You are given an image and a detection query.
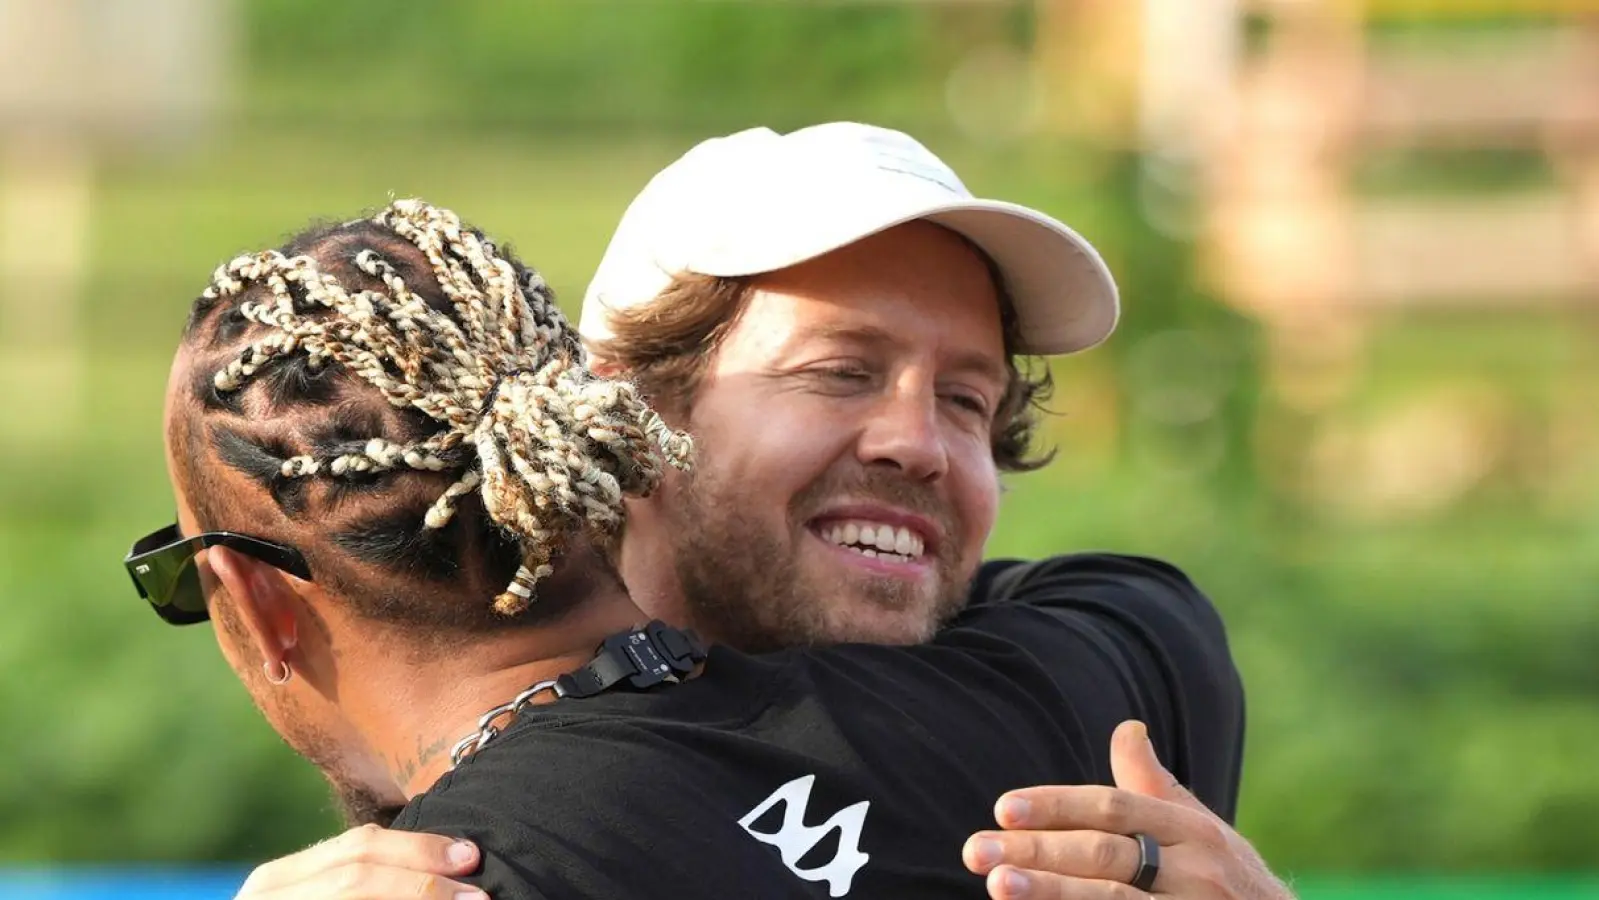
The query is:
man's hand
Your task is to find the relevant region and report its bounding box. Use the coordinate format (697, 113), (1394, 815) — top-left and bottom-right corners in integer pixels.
(234, 824), (487, 899)
(963, 721), (1294, 899)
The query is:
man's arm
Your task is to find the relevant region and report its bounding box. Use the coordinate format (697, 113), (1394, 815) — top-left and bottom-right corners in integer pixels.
(956, 554), (1290, 899)
(224, 554), (1253, 900)
(967, 721), (1295, 900)
(961, 553), (1246, 822)
(230, 825), (485, 900)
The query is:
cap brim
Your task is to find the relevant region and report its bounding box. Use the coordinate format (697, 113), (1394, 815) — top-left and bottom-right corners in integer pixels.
(692, 197), (1119, 356)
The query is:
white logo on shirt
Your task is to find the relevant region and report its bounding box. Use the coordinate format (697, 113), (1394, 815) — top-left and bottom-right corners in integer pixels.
(737, 774), (871, 897)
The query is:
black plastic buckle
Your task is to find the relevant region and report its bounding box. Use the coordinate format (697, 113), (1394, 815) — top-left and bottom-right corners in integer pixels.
(554, 620), (707, 700)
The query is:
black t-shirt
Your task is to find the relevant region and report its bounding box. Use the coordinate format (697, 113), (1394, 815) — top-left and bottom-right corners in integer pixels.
(391, 553), (1245, 899)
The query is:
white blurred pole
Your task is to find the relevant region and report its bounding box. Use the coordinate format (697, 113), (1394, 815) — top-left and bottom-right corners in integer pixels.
(0, 0), (92, 446)
(1139, 0), (1240, 159)
(0, 0), (231, 448)
(0, 135), (92, 445)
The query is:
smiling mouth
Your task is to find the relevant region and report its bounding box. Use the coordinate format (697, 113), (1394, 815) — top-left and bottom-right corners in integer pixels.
(813, 519), (927, 564)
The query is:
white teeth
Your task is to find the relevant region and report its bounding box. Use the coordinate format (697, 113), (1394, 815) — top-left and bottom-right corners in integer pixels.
(852, 545), (911, 563)
(819, 519), (926, 560)
(894, 527), (915, 556)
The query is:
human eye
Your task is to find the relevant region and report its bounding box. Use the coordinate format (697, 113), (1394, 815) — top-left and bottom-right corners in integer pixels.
(793, 360), (881, 398)
(815, 364), (872, 383)
(943, 391), (989, 416)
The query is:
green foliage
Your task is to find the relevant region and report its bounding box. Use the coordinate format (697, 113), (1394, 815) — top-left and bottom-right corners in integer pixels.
(244, 0), (953, 135)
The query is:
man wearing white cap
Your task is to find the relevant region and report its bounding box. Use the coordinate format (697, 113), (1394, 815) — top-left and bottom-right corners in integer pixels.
(582, 121), (1119, 355)
(579, 121), (1122, 655)
(235, 124), (1291, 900)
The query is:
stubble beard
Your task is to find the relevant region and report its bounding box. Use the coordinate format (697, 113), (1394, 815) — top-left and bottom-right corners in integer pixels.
(331, 778), (406, 828)
(294, 723), (407, 828)
(667, 458), (971, 654)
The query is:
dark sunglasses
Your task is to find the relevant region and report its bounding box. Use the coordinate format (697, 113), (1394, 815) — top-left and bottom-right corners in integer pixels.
(123, 524), (312, 625)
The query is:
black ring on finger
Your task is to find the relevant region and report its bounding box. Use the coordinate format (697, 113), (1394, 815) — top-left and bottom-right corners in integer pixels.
(1129, 832), (1160, 892)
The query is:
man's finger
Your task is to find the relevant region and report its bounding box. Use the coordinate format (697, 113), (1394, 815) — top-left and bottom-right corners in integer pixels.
(963, 829), (1140, 883)
(985, 865), (1149, 900)
(248, 863), (487, 900)
(993, 784), (1207, 846)
(1109, 720), (1209, 814)
(238, 825), (479, 893)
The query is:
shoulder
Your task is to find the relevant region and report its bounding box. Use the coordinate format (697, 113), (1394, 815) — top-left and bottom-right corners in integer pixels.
(391, 774), (553, 900)
(389, 716), (827, 898)
(971, 552), (1212, 605)
(392, 741), (663, 900)
(958, 552), (1247, 820)
(964, 552), (1230, 650)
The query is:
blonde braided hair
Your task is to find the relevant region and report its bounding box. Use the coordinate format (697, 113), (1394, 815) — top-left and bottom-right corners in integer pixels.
(198, 199), (692, 615)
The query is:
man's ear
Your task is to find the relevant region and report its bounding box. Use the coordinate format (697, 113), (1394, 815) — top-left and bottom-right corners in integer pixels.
(207, 545), (299, 670)
(586, 352), (624, 378)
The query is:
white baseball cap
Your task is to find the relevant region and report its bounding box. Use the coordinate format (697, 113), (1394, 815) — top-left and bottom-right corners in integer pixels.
(580, 122), (1119, 355)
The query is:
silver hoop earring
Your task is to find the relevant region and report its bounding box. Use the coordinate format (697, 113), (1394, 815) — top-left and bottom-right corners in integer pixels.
(263, 659), (292, 685)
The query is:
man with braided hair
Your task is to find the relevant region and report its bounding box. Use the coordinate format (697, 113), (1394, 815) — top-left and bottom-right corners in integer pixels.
(134, 194), (1289, 899)
(150, 198), (698, 810)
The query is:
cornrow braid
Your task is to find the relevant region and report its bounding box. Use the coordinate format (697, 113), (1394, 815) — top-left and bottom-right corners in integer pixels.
(194, 199), (692, 616)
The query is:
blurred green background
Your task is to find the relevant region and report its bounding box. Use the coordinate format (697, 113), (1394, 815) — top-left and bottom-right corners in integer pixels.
(1, 1), (1595, 898)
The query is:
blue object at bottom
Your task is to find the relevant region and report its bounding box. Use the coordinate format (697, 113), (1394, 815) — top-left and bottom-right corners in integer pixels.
(0, 867), (250, 899)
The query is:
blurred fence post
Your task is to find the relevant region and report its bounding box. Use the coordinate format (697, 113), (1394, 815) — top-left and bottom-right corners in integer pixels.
(0, 0), (92, 446)
(0, 0), (232, 448)
(1032, 0), (1142, 146)
(0, 136), (92, 447)
(1181, 0), (1599, 511)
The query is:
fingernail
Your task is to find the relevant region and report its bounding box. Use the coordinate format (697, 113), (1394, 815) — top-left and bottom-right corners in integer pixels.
(996, 796), (1030, 826)
(971, 837), (1002, 869)
(1000, 867), (1031, 896)
(455, 892), (486, 900)
(448, 841), (478, 866)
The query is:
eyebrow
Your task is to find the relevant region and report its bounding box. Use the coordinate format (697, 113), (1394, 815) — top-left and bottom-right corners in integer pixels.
(797, 322), (1009, 387)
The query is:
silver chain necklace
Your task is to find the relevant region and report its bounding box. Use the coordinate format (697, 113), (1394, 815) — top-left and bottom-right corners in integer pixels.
(448, 678), (561, 767)
(443, 622), (709, 769)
